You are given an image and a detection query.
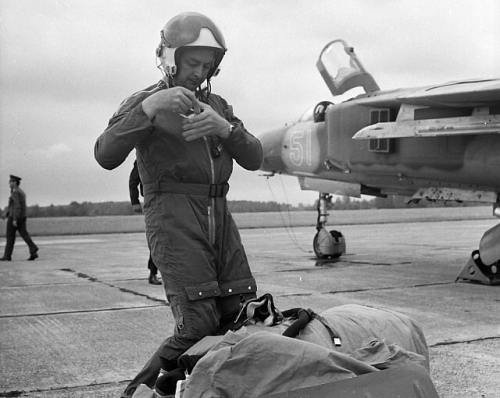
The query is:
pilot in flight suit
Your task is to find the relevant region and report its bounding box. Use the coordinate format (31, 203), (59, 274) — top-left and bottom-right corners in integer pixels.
(94, 12), (262, 397)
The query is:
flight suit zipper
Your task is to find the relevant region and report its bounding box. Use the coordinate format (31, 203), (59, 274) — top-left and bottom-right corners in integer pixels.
(204, 137), (216, 246)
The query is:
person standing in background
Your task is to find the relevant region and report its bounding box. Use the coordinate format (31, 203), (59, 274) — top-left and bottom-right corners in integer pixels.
(1, 175), (39, 261)
(129, 160), (161, 285)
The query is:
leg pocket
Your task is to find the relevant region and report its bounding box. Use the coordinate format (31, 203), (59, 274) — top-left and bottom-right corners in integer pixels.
(182, 281), (221, 340)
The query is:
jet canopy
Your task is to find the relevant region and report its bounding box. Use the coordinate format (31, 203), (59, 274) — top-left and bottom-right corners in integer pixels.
(317, 39), (380, 96)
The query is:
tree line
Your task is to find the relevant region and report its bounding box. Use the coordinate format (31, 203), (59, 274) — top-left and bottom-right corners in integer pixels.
(24, 200), (299, 218)
(12, 196), (483, 218)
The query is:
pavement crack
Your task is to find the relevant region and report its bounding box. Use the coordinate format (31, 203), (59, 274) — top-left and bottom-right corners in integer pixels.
(323, 281), (453, 294)
(0, 380), (128, 397)
(0, 305), (165, 319)
(430, 335), (500, 347)
(277, 282), (453, 298)
(60, 268), (168, 305)
(0, 391), (23, 397)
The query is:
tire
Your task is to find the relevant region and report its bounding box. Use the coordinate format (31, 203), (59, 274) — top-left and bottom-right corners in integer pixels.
(313, 231), (328, 259)
(313, 230), (343, 259)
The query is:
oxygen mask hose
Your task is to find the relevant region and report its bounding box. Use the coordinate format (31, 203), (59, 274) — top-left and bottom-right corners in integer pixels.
(281, 308), (313, 338)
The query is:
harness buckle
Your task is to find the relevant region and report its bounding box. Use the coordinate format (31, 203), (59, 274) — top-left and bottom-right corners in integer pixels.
(209, 184), (228, 197)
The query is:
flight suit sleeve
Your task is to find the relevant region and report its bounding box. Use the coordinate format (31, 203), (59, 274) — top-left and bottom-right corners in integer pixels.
(95, 104), (155, 170)
(219, 98), (263, 171)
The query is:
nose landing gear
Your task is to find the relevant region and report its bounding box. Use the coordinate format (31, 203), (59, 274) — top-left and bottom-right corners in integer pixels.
(313, 193), (346, 259)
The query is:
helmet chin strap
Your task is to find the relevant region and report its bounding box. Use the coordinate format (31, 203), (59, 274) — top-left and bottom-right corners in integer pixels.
(156, 55), (175, 89)
(195, 81), (211, 103)
(155, 53), (211, 101)
(156, 54), (166, 76)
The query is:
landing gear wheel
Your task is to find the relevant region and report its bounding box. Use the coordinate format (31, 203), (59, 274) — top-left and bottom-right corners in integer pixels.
(313, 232), (326, 259)
(313, 230), (343, 259)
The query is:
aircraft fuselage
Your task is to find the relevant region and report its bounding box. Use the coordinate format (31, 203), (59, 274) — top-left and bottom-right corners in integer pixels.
(260, 86), (500, 199)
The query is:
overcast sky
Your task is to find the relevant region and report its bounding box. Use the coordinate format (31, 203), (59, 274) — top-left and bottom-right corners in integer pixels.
(1, 0), (499, 208)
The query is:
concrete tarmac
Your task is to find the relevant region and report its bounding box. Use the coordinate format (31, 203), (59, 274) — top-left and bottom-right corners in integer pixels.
(1, 211), (500, 397)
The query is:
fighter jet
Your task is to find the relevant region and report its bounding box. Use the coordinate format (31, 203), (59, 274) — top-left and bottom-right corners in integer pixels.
(258, 39), (500, 284)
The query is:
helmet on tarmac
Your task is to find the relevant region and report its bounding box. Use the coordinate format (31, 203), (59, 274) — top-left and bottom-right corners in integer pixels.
(156, 12), (227, 80)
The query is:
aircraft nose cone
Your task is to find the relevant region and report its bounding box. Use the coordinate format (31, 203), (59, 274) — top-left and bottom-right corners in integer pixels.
(258, 128), (287, 173)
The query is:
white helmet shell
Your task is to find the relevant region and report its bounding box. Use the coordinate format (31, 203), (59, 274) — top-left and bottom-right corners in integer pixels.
(157, 12), (227, 79)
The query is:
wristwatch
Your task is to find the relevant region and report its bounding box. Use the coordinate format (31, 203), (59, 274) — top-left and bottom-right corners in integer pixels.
(228, 122), (237, 137)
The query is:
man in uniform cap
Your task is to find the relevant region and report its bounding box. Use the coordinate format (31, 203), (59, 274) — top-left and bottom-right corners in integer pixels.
(1, 175), (39, 261)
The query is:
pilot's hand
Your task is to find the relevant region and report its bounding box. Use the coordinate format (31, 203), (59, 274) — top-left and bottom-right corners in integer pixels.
(142, 87), (199, 119)
(13, 220), (17, 227)
(132, 204), (143, 213)
(181, 102), (231, 142)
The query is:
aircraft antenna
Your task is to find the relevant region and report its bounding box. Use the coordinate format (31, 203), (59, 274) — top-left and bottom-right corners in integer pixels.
(266, 176), (311, 254)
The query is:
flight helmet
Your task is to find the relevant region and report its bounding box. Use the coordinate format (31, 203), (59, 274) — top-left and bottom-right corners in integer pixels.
(156, 12), (227, 80)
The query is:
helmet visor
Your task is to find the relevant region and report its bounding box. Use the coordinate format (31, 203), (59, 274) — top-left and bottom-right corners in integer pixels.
(163, 14), (226, 50)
